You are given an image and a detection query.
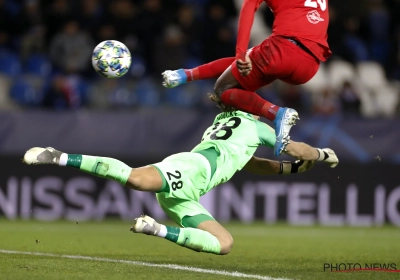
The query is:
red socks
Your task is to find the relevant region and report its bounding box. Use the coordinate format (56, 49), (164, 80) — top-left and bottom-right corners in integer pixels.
(181, 58), (280, 122)
(220, 88), (280, 121)
(184, 57), (235, 82)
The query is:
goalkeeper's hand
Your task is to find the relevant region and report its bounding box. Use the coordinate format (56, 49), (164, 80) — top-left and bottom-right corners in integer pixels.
(280, 160), (316, 175)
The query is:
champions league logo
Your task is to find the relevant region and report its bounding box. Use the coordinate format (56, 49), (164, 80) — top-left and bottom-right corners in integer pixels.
(307, 10), (324, 24)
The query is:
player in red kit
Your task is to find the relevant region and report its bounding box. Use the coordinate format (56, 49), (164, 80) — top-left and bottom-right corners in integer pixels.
(162, 0), (331, 156)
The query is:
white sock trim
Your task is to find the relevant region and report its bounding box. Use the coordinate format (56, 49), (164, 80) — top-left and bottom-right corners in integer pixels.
(59, 153), (68, 166)
(157, 224), (167, 238)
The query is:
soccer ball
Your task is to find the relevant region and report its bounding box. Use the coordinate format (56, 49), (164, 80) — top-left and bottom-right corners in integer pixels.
(92, 40), (131, 78)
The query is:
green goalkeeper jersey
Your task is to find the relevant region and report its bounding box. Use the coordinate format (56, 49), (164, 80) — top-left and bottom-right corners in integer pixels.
(191, 110), (276, 194)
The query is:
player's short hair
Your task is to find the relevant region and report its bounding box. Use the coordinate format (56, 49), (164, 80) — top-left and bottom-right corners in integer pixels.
(208, 93), (237, 112)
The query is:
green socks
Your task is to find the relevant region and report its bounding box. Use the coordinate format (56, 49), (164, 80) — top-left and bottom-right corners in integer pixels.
(164, 226), (221, 255)
(64, 154), (132, 185)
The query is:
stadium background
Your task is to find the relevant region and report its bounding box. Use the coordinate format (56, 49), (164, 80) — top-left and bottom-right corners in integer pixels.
(0, 0), (399, 226)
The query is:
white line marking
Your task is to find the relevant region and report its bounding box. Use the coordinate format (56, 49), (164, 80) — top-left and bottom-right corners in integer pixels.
(0, 249), (291, 280)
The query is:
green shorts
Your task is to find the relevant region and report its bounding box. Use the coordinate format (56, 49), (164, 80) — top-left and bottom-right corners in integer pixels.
(152, 152), (215, 228)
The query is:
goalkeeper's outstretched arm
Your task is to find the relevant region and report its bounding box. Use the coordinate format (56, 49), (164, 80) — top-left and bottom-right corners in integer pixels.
(284, 140), (338, 168)
(243, 139), (339, 175)
(243, 157), (315, 175)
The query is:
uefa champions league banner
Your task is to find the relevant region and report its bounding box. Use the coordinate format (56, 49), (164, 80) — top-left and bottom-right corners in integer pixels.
(0, 157), (399, 226)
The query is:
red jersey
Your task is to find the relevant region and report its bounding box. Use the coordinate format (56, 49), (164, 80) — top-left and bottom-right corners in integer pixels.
(236, 0), (331, 62)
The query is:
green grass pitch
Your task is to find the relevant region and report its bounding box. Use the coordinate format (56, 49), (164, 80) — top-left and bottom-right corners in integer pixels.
(0, 219), (399, 280)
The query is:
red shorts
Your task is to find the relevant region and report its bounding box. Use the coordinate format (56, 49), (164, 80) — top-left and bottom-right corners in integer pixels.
(231, 35), (320, 92)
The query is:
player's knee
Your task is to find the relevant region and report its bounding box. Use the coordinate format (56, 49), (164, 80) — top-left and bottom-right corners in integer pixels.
(126, 169), (145, 191)
(126, 177), (142, 191)
(219, 235), (234, 255)
(213, 83), (223, 97)
(214, 80), (231, 98)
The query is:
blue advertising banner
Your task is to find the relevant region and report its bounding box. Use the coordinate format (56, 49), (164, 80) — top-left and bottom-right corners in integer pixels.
(0, 156), (398, 226)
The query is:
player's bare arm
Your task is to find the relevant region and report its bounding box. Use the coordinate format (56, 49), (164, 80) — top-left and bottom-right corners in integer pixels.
(243, 157), (281, 175)
(236, 0), (262, 61)
(243, 156), (315, 175)
(284, 141), (338, 168)
(255, 121), (338, 168)
(235, 0), (261, 76)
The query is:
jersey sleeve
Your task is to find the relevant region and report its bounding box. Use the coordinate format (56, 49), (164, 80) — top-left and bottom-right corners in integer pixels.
(255, 121), (276, 148)
(236, 0), (263, 60)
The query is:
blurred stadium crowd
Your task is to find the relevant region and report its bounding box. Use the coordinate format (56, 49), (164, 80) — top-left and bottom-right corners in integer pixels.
(0, 0), (399, 117)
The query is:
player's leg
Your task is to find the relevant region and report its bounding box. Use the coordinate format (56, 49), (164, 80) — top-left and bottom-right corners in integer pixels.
(131, 214), (233, 255)
(215, 65), (281, 121)
(213, 62), (299, 156)
(131, 152), (232, 255)
(23, 147), (165, 192)
(197, 220), (233, 254)
(132, 192), (233, 255)
(162, 57), (235, 88)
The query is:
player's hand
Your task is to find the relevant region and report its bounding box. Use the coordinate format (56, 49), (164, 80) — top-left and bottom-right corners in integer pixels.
(295, 160), (316, 173)
(236, 55), (252, 76)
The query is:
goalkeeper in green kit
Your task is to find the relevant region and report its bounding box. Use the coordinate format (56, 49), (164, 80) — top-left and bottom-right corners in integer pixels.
(23, 95), (338, 255)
